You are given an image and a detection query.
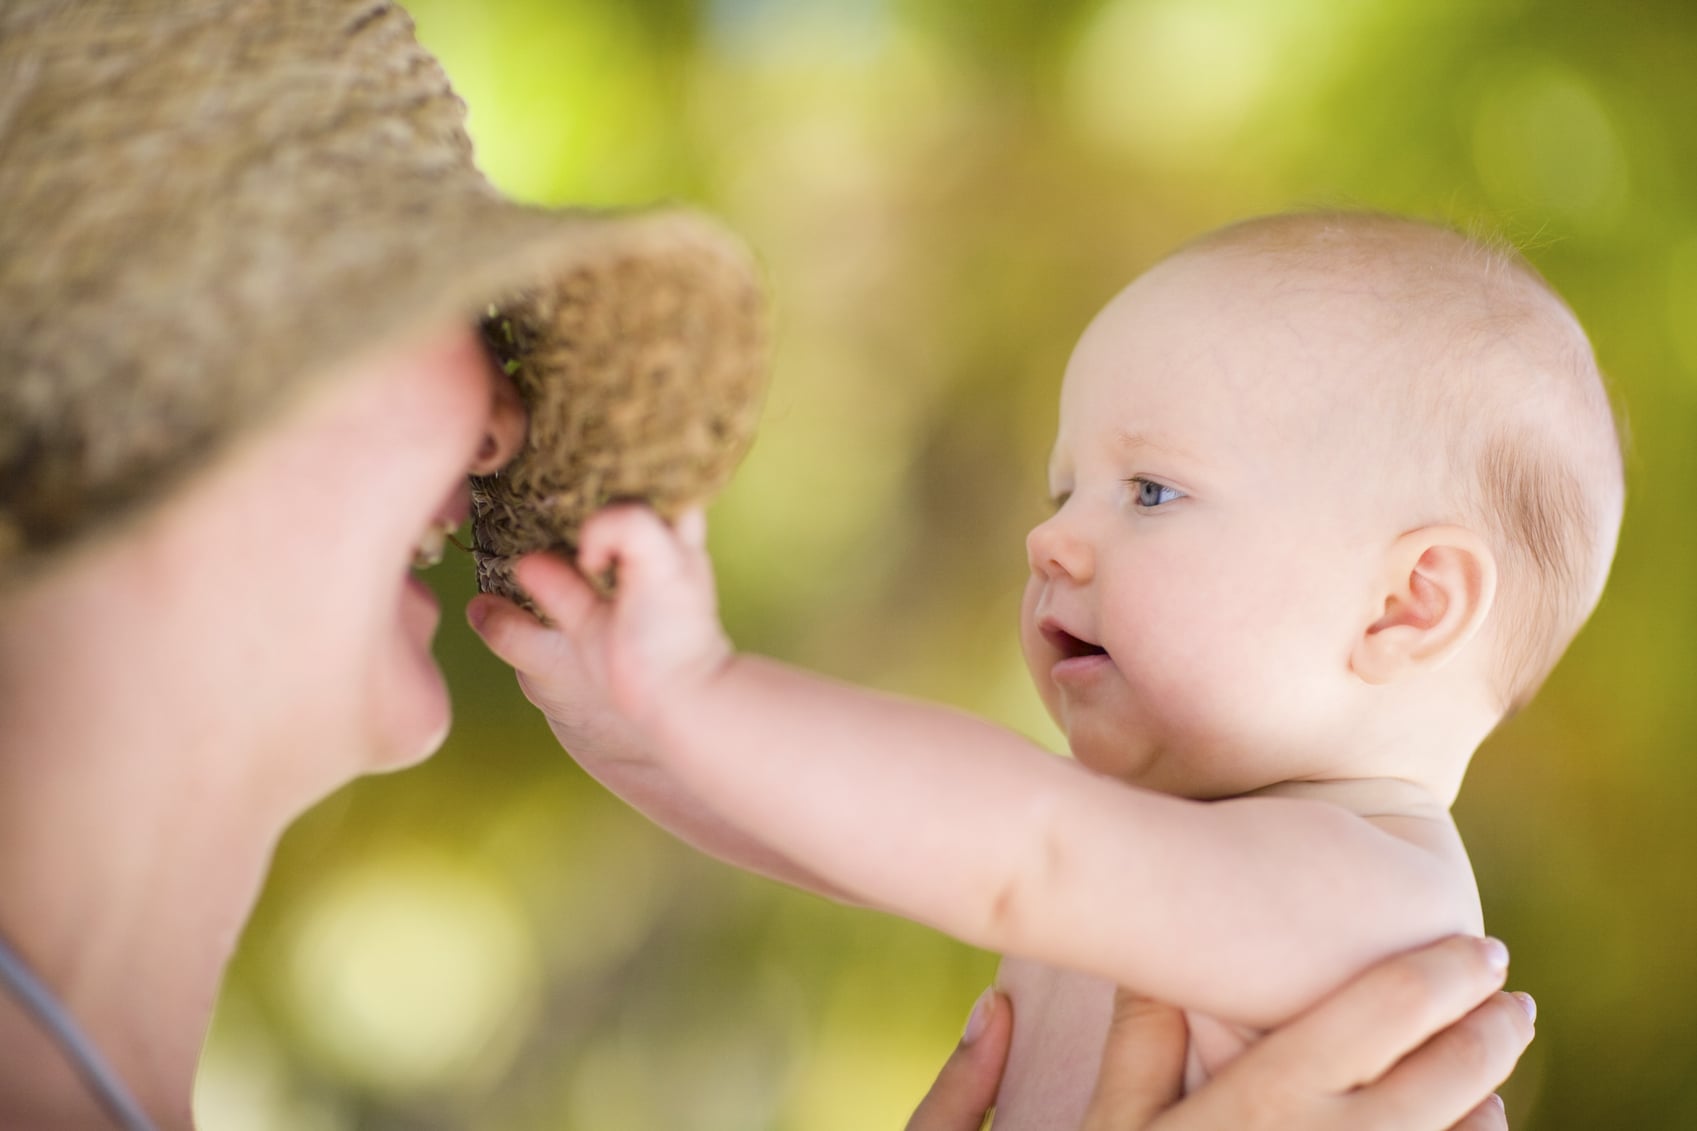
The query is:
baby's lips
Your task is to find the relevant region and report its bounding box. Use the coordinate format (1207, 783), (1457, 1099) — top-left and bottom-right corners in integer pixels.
(1038, 616), (1106, 659)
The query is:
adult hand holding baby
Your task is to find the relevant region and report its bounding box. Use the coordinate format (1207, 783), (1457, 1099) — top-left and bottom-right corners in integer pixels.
(910, 936), (1532, 1131)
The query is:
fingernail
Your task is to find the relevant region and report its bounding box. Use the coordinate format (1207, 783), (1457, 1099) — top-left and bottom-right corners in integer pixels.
(1482, 936), (1510, 971)
(466, 600), (489, 632)
(1513, 991), (1537, 1023)
(1490, 1093), (1505, 1112)
(962, 988), (994, 1046)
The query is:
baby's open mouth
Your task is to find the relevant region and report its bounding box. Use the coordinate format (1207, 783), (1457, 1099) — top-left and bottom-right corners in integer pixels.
(1043, 624), (1108, 661)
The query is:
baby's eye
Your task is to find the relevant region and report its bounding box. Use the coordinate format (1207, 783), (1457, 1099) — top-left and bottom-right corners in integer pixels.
(1128, 477), (1184, 508)
(1048, 489), (1072, 512)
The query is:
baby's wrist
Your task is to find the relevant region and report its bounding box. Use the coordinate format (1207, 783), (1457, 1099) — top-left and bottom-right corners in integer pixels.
(539, 705), (646, 768)
(634, 640), (736, 743)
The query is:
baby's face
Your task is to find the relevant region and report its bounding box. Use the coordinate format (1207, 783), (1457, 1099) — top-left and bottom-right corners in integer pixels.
(1019, 251), (1404, 798)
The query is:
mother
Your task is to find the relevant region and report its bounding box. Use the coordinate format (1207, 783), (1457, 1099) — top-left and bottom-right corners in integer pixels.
(0, 2), (1531, 1128)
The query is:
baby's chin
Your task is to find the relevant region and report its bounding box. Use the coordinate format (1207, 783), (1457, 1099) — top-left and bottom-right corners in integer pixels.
(1065, 722), (1160, 783)
(1066, 728), (1249, 799)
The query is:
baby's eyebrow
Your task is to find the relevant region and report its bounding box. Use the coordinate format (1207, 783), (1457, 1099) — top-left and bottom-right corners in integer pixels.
(1112, 428), (1197, 464)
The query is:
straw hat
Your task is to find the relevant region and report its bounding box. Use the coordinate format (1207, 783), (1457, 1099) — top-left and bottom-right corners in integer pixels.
(0, 0), (768, 599)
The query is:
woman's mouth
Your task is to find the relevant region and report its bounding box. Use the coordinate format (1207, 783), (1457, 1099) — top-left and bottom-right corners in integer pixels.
(411, 517), (459, 570)
(410, 483), (474, 572)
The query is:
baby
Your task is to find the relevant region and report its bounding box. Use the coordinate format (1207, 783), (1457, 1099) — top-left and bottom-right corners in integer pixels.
(473, 211), (1623, 1127)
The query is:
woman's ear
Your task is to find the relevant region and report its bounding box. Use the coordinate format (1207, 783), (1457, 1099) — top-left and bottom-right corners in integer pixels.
(1351, 525), (1498, 685)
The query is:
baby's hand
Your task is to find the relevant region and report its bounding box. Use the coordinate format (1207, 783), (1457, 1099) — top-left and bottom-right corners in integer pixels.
(469, 504), (731, 758)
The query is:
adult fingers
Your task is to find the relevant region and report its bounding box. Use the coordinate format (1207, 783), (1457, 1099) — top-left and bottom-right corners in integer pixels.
(1248, 936), (1510, 1097)
(1080, 990), (1187, 1131)
(905, 990), (1014, 1131)
(1448, 1094), (1507, 1131)
(1346, 990), (1533, 1131)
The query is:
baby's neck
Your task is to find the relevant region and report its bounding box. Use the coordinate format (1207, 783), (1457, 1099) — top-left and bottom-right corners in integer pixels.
(1239, 776), (1454, 822)
(1250, 688), (1501, 811)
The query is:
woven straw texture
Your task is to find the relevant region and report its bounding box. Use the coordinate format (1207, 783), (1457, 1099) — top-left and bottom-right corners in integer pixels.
(0, 0), (768, 594)
(472, 228), (766, 607)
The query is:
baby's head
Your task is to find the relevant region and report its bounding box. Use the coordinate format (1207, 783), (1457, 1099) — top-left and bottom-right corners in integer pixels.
(1019, 211), (1623, 800)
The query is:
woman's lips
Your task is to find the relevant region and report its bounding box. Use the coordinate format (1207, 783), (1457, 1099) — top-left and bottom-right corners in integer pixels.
(411, 482), (474, 571)
(402, 570), (442, 645)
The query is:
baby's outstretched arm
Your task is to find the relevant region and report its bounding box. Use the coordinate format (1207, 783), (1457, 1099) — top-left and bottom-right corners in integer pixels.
(472, 505), (1477, 1030)
(471, 507), (855, 900)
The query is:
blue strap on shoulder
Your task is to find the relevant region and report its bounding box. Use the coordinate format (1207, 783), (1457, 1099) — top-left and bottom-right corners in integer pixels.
(0, 926), (160, 1131)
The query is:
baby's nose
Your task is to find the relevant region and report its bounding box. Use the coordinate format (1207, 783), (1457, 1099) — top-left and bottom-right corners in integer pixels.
(1026, 510), (1093, 582)
(468, 367), (528, 476)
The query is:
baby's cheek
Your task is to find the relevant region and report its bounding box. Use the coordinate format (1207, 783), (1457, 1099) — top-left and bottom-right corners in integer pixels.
(1017, 631), (1063, 723)
(1016, 578), (1048, 661)
(1108, 591), (1241, 715)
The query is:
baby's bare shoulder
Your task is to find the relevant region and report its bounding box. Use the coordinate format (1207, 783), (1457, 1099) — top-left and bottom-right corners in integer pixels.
(1245, 777), (1483, 930)
(1365, 809), (1484, 935)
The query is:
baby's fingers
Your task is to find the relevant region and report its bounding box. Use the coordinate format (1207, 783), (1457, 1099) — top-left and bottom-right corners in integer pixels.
(468, 551), (599, 674)
(676, 506), (708, 550)
(513, 550), (600, 632)
(578, 504), (696, 595)
(467, 591), (559, 675)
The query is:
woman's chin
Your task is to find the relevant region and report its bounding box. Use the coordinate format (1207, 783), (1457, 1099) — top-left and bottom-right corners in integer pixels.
(364, 575), (454, 772)
(368, 656), (453, 773)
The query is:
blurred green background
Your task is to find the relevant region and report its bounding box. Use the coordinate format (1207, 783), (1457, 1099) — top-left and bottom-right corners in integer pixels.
(196, 0), (1697, 1127)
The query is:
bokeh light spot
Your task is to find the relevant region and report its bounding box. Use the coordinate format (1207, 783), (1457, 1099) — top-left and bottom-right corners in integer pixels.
(1471, 58), (1628, 228)
(1063, 0), (1368, 167)
(408, 0), (667, 205)
(281, 848), (540, 1096)
(1067, 0), (1273, 163)
(708, 0), (890, 61)
(195, 988), (351, 1131)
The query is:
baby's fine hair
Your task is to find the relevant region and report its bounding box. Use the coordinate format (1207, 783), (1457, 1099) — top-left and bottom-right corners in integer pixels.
(1185, 211), (1625, 713)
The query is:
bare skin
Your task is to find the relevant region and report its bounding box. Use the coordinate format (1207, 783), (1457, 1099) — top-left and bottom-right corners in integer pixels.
(467, 231), (1595, 1126)
(0, 327), (524, 1129)
(909, 936), (1534, 1131)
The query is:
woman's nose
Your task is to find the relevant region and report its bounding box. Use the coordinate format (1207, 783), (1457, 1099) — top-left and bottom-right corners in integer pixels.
(1026, 508), (1093, 582)
(468, 367), (528, 476)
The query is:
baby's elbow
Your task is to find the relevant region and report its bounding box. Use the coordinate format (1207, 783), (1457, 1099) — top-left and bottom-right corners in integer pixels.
(979, 792), (1071, 950)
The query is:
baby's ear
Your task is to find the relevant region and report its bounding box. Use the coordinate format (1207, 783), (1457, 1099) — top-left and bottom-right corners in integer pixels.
(1351, 526), (1498, 685)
